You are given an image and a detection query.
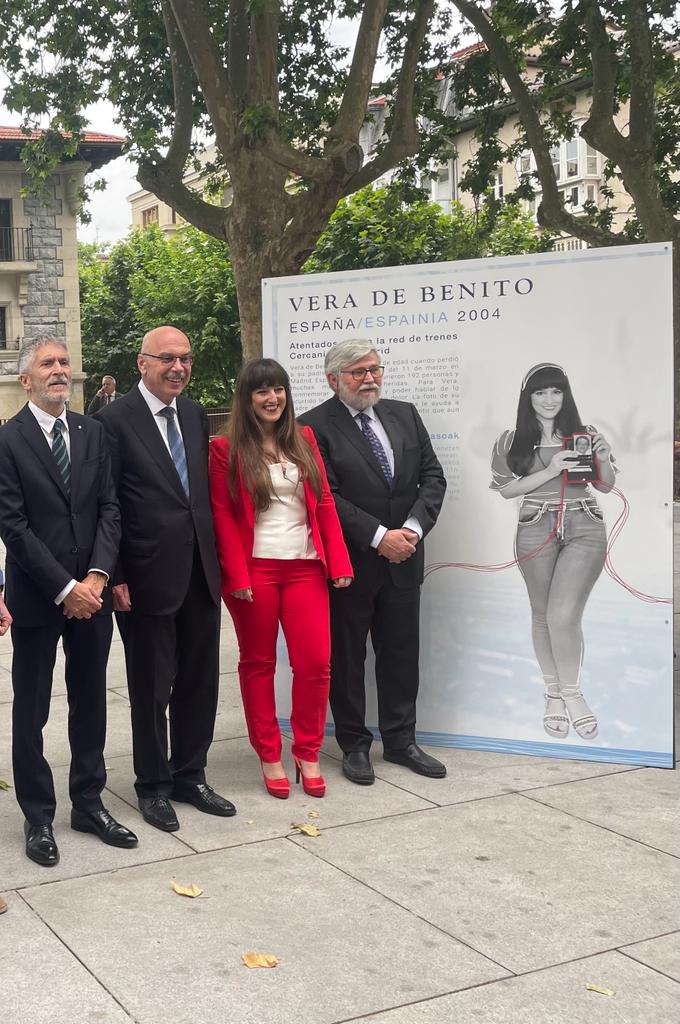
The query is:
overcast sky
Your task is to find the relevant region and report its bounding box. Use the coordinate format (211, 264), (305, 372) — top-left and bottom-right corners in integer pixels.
(0, 16), (405, 246)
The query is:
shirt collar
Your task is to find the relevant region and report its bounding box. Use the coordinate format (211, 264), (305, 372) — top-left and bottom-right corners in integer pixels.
(28, 401), (68, 434)
(138, 379), (178, 417)
(339, 397), (377, 422)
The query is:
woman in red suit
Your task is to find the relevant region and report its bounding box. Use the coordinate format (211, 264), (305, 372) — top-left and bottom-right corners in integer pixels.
(209, 359), (353, 798)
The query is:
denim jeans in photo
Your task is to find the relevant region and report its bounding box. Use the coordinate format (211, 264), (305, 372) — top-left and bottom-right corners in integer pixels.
(514, 500), (607, 690)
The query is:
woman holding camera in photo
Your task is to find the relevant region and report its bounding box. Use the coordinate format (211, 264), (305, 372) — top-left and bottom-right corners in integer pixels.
(490, 363), (616, 741)
(209, 359), (353, 799)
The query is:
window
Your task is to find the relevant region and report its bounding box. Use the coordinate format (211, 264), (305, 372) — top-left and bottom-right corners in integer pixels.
(142, 205), (159, 228)
(550, 146), (560, 179)
(493, 170), (504, 202)
(566, 139), (578, 177)
(585, 184), (598, 204)
(519, 152), (532, 175)
(0, 199), (12, 261)
(585, 144), (598, 175)
(559, 186), (580, 207)
(0, 306), (7, 348)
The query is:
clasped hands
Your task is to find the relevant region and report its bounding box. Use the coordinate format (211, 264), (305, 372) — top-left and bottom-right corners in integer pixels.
(63, 572), (107, 619)
(377, 528), (419, 564)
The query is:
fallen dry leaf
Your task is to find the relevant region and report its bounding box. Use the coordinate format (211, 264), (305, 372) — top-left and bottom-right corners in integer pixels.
(242, 952), (279, 969)
(170, 880), (204, 898)
(0, 779), (10, 791)
(585, 983), (615, 996)
(308, 810), (320, 819)
(291, 822), (320, 837)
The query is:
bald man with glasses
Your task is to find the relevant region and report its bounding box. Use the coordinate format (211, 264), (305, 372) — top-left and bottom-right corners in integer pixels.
(98, 326), (235, 832)
(299, 339), (447, 785)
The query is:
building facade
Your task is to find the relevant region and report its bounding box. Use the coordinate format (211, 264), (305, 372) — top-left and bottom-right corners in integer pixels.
(0, 127), (124, 418)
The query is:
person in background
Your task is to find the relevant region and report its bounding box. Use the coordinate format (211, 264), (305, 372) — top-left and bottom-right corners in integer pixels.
(87, 375), (119, 414)
(209, 359), (353, 799)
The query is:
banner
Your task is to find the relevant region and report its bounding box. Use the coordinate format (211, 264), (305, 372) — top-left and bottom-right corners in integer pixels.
(262, 243), (674, 766)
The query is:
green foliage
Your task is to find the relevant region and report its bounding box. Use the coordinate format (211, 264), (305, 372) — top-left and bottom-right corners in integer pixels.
(450, 0), (680, 236)
(80, 227), (241, 407)
(305, 184), (552, 274)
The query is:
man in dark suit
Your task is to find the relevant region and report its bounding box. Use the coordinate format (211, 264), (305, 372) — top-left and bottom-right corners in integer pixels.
(87, 375), (120, 414)
(99, 326), (235, 831)
(0, 338), (137, 866)
(299, 339), (447, 785)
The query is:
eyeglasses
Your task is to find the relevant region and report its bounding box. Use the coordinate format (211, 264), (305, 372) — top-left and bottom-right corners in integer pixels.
(141, 352), (193, 366)
(340, 365), (384, 382)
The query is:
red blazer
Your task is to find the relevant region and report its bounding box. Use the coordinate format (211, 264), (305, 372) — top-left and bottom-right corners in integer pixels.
(209, 427), (353, 598)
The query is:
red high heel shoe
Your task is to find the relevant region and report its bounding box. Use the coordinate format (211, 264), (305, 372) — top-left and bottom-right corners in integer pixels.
(293, 757), (326, 798)
(260, 763), (290, 799)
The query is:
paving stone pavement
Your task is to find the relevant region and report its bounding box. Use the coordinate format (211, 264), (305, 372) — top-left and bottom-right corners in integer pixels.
(0, 515), (678, 1023)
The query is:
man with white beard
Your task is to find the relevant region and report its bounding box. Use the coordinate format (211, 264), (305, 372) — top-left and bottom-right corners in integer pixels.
(299, 339), (447, 785)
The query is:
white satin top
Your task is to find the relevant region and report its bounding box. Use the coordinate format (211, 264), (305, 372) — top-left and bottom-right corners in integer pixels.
(252, 463), (320, 561)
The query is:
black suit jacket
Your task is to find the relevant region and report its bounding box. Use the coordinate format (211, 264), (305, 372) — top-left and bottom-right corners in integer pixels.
(87, 391), (121, 415)
(299, 397), (446, 587)
(0, 405), (120, 626)
(98, 387), (220, 615)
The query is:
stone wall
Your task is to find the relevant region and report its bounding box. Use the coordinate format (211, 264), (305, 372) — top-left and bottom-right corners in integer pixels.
(22, 176), (66, 341)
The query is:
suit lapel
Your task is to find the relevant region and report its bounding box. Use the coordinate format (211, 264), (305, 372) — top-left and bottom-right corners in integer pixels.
(126, 390), (188, 503)
(176, 398), (201, 500)
(16, 406), (70, 503)
(66, 412), (85, 506)
(330, 397), (391, 489)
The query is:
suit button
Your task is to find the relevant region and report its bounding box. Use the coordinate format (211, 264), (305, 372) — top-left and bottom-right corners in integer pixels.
(71, 514), (77, 521)
(71, 546), (78, 554)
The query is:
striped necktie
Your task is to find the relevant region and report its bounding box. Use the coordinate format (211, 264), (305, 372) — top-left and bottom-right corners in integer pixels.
(51, 418), (71, 495)
(358, 412), (393, 487)
(159, 407), (190, 497)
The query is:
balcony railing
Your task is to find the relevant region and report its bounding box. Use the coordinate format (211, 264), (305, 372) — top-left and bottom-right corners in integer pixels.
(0, 226), (35, 262)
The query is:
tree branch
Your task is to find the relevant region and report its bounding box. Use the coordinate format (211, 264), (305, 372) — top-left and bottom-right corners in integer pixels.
(137, 158), (230, 242)
(228, 0), (250, 103)
(452, 0), (620, 245)
(625, 0), (656, 159)
(343, 0), (436, 194)
(248, 0), (280, 110)
(579, 0), (627, 160)
(161, 0), (195, 177)
(169, 0), (237, 158)
(265, 136), (329, 180)
(333, 0), (390, 140)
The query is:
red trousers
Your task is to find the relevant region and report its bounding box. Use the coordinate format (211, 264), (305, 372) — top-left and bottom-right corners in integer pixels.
(225, 559), (331, 763)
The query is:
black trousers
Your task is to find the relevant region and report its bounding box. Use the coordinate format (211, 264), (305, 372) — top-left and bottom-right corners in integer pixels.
(329, 550), (420, 753)
(11, 613), (113, 824)
(118, 550), (220, 799)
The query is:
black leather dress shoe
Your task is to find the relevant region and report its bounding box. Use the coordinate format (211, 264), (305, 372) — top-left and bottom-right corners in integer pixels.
(342, 751), (375, 785)
(138, 796), (180, 832)
(71, 808), (139, 848)
(383, 743), (447, 778)
(24, 822), (59, 867)
(171, 782), (236, 817)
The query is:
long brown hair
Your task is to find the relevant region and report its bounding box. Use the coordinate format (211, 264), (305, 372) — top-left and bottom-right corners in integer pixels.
(226, 358), (322, 511)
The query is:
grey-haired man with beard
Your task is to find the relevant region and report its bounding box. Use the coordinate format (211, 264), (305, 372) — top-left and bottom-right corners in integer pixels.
(299, 339), (447, 784)
(0, 337), (137, 866)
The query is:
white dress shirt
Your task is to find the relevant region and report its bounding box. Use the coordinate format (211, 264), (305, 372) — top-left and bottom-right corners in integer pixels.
(137, 379), (186, 451)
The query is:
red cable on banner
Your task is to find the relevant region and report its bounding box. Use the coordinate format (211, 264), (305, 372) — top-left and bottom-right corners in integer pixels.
(424, 483), (671, 605)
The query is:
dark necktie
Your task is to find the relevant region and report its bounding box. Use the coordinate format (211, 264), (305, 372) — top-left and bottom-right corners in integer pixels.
(358, 412), (393, 487)
(159, 407), (190, 496)
(51, 418), (71, 495)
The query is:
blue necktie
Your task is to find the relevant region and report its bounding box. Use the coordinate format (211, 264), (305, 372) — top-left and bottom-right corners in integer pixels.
(358, 412), (393, 487)
(52, 418), (71, 495)
(159, 407), (190, 497)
